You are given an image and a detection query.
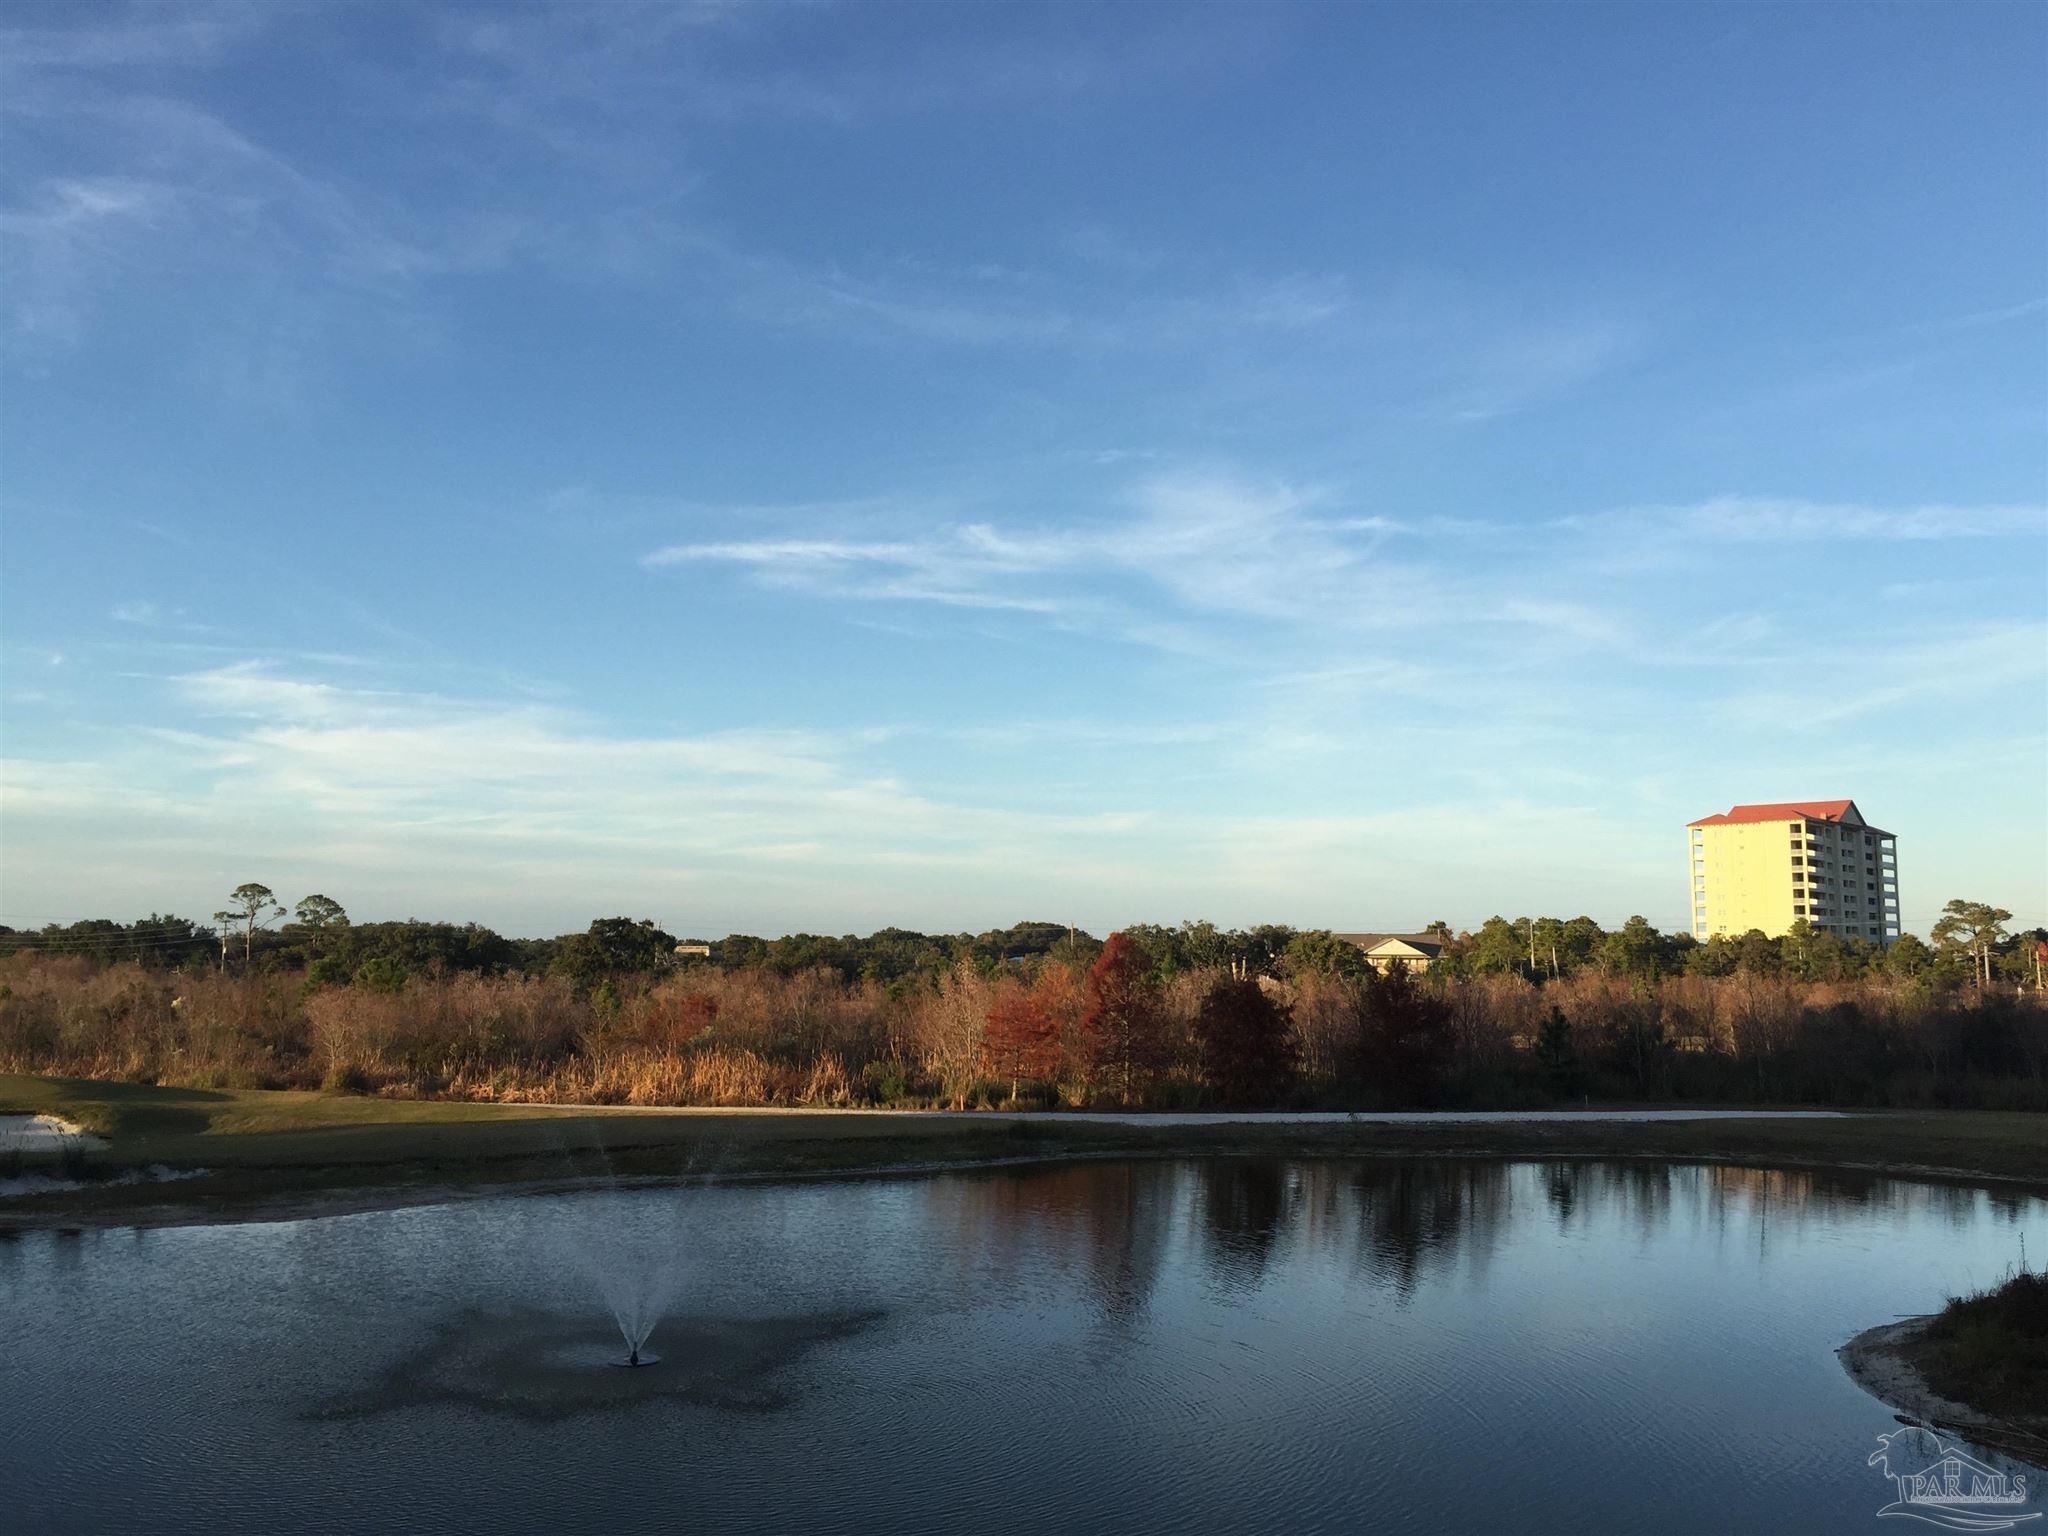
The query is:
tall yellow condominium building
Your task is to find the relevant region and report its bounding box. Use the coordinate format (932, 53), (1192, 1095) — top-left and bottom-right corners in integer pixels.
(1686, 799), (1900, 944)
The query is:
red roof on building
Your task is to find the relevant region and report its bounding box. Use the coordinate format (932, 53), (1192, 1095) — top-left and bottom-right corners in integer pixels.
(1688, 799), (1858, 828)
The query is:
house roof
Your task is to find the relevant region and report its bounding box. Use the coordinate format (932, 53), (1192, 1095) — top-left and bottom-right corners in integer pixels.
(1334, 932), (1447, 957)
(1688, 799), (1888, 834)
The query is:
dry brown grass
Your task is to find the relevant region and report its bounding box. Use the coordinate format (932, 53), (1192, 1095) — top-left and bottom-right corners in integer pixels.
(3, 951), (2043, 1111)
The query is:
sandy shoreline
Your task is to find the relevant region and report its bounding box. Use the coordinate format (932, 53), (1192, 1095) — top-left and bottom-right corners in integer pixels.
(0, 1113), (107, 1149)
(1838, 1316), (2048, 1472)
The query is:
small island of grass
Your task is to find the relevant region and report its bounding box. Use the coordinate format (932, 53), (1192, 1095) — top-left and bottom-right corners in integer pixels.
(1909, 1270), (2048, 1420)
(1842, 1268), (2048, 1470)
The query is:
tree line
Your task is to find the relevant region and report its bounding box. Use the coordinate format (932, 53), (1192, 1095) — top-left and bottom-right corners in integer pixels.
(2, 888), (2039, 990)
(1, 884), (2043, 1113)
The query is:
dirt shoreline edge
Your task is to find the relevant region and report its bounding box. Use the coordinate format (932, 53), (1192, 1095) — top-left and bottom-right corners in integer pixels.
(1838, 1317), (2048, 1474)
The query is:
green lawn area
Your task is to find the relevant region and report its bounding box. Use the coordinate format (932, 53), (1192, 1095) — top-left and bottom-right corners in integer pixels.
(4, 1072), (562, 1146)
(0, 1073), (997, 1166)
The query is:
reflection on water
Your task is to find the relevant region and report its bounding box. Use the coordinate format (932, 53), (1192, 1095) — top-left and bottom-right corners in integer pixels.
(309, 1304), (889, 1422)
(1, 1158), (2040, 1536)
(923, 1157), (2026, 1317)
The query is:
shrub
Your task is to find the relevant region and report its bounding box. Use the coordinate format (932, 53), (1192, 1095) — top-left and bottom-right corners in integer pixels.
(1194, 976), (1298, 1107)
(322, 1062), (372, 1095)
(1912, 1265), (2048, 1417)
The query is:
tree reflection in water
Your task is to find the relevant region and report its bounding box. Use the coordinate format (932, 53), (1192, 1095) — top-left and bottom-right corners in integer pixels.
(923, 1155), (2026, 1317)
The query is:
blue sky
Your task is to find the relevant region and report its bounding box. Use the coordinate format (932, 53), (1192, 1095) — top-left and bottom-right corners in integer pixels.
(2, 0), (2043, 940)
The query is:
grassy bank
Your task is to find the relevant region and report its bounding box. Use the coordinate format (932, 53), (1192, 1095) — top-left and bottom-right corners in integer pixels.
(6, 1073), (2048, 1230)
(1908, 1269), (2048, 1421)
(1841, 1270), (2048, 1470)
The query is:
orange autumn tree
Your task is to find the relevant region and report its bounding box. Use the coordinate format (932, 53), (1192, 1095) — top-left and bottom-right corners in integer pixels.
(1081, 931), (1166, 1107)
(983, 966), (1069, 1100)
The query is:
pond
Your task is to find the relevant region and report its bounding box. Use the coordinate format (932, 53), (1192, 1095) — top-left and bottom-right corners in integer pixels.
(2, 1158), (2040, 1534)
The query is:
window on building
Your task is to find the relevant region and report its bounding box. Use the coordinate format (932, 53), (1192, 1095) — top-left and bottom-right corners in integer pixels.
(1792, 904), (1806, 914)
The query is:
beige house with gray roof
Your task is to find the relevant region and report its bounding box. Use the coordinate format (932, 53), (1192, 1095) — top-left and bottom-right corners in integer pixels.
(1334, 932), (1448, 973)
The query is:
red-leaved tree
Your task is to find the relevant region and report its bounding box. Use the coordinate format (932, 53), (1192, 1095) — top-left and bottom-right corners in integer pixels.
(983, 968), (1067, 1099)
(1082, 932), (1165, 1106)
(1194, 975), (1298, 1107)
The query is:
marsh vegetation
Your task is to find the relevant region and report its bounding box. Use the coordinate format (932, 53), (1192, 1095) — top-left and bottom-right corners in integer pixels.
(3, 907), (2043, 1113)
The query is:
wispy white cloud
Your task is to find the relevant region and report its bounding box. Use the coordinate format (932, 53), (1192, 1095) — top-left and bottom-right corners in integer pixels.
(734, 261), (1077, 347)
(642, 472), (1620, 651)
(646, 537), (922, 567)
(171, 661), (442, 726)
(2, 658), (1185, 928)
(1909, 295), (2048, 336)
(643, 526), (1072, 614)
(1, 6), (261, 73)
(1712, 622), (2048, 732)
(1568, 495), (2047, 546)
(1, 8), (687, 352)
(0, 657), (1688, 932)
(4, 624), (2037, 933)
(1495, 600), (1629, 649)
(1063, 224), (1166, 275)
(1, 0), (1640, 447)
(429, 0), (1247, 131)
(721, 243), (1356, 353)
(0, 175), (183, 341)
(0, 83), (471, 372)
(1424, 313), (1646, 422)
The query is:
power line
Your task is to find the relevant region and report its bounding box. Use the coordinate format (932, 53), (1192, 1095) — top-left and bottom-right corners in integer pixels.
(0, 924), (219, 942)
(0, 933), (224, 946)
(0, 921), (224, 933)
(0, 931), (221, 954)
(0, 918), (224, 936)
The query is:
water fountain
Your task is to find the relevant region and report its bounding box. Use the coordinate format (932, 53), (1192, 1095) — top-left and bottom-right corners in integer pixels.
(545, 1121), (716, 1370)
(559, 1185), (686, 1367)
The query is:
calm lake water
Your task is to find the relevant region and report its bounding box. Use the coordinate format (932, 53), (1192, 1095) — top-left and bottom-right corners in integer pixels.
(3, 1158), (2041, 1534)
